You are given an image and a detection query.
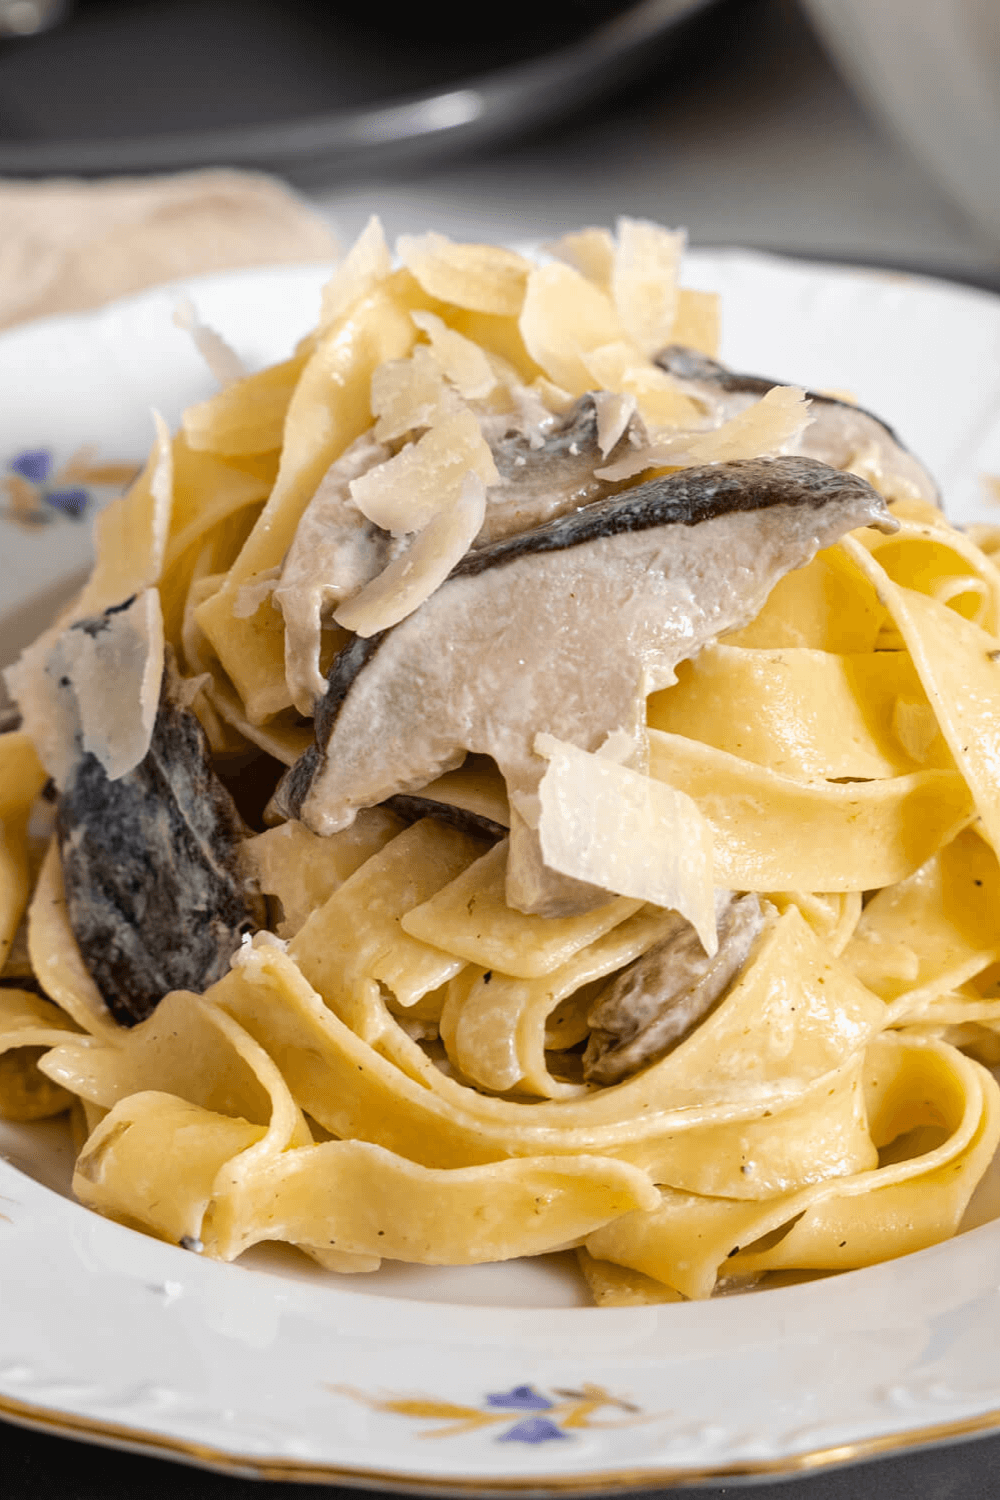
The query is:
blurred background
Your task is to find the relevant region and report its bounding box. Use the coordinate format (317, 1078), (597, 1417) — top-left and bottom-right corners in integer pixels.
(1, 0), (999, 287)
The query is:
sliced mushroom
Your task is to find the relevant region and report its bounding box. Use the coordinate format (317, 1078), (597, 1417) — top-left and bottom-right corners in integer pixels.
(383, 796), (507, 842)
(478, 393), (643, 543)
(57, 655), (261, 1027)
(274, 396), (644, 712)
(656, 345), (938, 506)
(583, 892), (765, 1085)
(383, 755), (510, 841)
(276, 456), (894, 916)
(275, 431), (406, 714)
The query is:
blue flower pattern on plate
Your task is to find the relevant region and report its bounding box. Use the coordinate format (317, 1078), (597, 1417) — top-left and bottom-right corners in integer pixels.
(2, 446), (139, 531)
(486, 1385), (554, 1411)
(9, 449), (51, 483)
(498, 1416), (570, 1444)
(335, 1381), (645, 1444)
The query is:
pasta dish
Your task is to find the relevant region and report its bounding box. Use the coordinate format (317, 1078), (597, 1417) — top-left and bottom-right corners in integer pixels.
(1, 219), (998, 1306)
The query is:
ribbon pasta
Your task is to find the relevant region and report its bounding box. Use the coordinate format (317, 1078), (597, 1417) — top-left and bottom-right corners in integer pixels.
(2, 221), (999, 1305)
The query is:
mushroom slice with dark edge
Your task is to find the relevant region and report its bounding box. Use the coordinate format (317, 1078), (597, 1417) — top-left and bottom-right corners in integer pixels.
(478, 392), (644, 543)
(57, 655), (261, 1027)
(274, 430), (405, 715)
(275, 397), (643, 714)
(584, 893), (765, 1085)
(276, 456), (895, 918)
(656, 345), (938, 506)
(383, 755), (510, 841)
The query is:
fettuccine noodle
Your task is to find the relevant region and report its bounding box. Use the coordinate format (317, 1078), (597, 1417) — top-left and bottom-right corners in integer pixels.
(2, 218), (998, 1304)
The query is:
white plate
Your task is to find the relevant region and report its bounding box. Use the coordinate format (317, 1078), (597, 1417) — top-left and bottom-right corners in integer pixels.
(2, 252), (1000, 1490)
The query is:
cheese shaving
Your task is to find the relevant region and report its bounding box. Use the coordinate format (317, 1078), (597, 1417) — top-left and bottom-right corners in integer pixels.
(273, 431), (393, 712)
(410, 310), (496, 400)
(584, 342), (705, 432)
(6, 589), (164, 788)
(72, 589), (165, 781)
(592, 391), (638, 458)
(527, 377), (575, 415)
(596, 386), (812, 480)
(334, 474), (486, 637)
(498, 380), (569, 451)
(172, 297), (246, 389)
(544, 227), (615, 292)
(319, 216), (392, 331)
(519, 262), (622, 395)
(670, 288), (720, 359)
(534, 734), (718, 955)
(348, 408), (498, 536)
(612, 218), (686, 358)
(3, 635), (80, 789)
(396, 232), (530, 316)
(370, 346), (457, 444)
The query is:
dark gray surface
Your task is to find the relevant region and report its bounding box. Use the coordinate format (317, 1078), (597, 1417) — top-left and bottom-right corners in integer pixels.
(2, 1412), (1000, 1496)
(0, 0), (721, 176)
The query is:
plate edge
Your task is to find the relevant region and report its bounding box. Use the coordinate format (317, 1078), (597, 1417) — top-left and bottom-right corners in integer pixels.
(2, 1389), (999, 1492)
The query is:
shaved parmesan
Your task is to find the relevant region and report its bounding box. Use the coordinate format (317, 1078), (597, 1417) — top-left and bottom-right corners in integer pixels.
(274, 431), (392, 712)
(73, 590), (164, 781)
(534, 734), (718, 955)
(492, 380), (569, 451)
(482, 348), (526, 392)
(519, 263), (622, 395)
(348, 408), (498, 536)
(172, 296), (246, 389)
(397, 232), (530, 316)
(6, 590), (164, 788)
(592, 391), (638, 457)
(596, 386), (811, 480)
(319, 215), (392, 331)
(670, 287), (720, 358)
(370, 346), (457, 443)
(544, 227), (615, 291)
(596, 727), (640, 766)
(584, 342), (704, 432)
(410, 310), (496, 399)
(335, 475), (486, 637)
(528, 377), (575, 415)
(3, 635), (79, 789)
(819, 388), (859, 405)
(612, 218), (685, 357)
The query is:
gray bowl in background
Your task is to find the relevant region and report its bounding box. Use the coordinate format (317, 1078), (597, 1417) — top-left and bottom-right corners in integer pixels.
(0, 0), (722, 181)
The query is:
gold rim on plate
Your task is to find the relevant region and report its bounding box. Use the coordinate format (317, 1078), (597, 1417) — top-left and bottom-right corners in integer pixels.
(1, 1389), (999, 1490)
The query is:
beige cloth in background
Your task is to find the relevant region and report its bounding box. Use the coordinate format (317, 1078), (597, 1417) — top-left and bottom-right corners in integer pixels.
(0, 169), (339, 331)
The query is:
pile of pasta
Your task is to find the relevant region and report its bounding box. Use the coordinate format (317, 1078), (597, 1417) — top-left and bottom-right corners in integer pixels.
(2, 219), (1000, 1304)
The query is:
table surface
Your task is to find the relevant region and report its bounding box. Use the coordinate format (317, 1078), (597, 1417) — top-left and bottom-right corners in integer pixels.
(309, 0), (1000, 287)
(2, 1413), (1000, 1497)
(3, 1), (1000, 1494)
